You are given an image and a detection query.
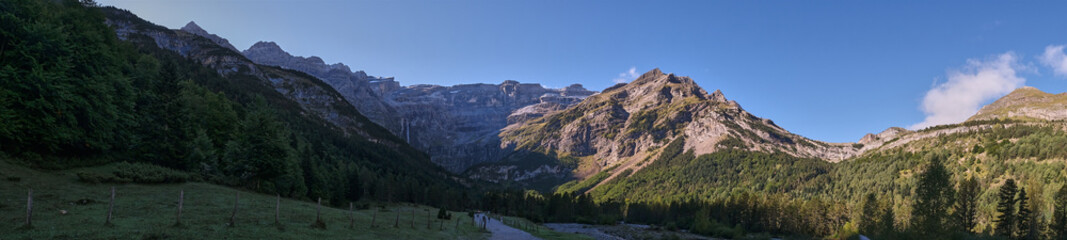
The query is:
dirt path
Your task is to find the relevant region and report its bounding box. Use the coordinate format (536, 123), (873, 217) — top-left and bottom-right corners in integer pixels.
(475, 213), (541, 240)
(545, 223), (623, 240)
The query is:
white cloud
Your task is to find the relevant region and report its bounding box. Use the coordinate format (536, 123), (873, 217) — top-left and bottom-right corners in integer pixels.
(613, 67), (639, 83)
(1040, 45), (1067, 77)
(910, 53), (1025, 130)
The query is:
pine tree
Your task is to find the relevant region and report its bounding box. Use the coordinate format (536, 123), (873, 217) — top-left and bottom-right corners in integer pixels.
(859, 193), (882, 236)
(1016, 187), (1033, 240)
(996, 179), (1019, 238)
(911, 154), (955, 237)
(1051, 185), (1067, 240)
(878, 198), (896, 238)
(955, 176), (980, 233)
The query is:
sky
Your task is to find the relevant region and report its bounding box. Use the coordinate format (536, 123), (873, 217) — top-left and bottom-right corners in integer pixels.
(97, 0), (1067, 143)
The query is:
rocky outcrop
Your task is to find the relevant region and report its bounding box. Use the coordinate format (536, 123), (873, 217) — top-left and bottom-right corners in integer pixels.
(486, 69), (862, 187)
(239, 41), (594, 172)
(387, 81), (594, 172)
(102, 8), (404, 147)
(968, 86), (1067, 122)
(858, 127), (910, 146)
(242, 41), (402, 132)
(179, 21), (239, 53)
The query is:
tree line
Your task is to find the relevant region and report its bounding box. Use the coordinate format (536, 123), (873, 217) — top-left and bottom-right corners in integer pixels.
(0, 0), (469, 209)
(481, 153), (1067, 239)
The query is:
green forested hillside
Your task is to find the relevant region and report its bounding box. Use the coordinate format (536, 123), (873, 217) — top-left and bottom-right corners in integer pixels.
(0, 0), (469, 209)
(480, 120), (1067, 239)
(587, 137), (833, 202)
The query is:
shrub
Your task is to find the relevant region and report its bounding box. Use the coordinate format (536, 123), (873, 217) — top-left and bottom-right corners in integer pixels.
(113, 162), (191, 184)
(77, 171), (131, 184)
(437, 208), (452, 220)
(77, 162), (191, 184)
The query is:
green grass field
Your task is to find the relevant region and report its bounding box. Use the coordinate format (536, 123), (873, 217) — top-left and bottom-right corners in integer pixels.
(0, 160), (489, 239)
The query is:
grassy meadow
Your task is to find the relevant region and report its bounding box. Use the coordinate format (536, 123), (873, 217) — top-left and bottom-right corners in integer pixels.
(0, 159), (488, 239)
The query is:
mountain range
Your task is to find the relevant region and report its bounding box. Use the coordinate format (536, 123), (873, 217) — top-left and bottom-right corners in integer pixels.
(9, 3), (1067, 238)
(168, 20), (1067, 194)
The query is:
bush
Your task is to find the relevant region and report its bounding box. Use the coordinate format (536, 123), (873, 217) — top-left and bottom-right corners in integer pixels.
(77, 171), (131, 184)
(437, 208), (452, 220)
(77, 162), (191, 184)
(113, 162), (191, 184)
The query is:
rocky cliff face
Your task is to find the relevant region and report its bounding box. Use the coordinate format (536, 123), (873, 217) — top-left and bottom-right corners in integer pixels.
(239, 41), (595, 172)
(483, 69), (861, 188)
(102, 8), (404, 148)
(857, 127), (910, 147)
(242, 41), (402, 132)
(968, 86), (1067, 122)
(179, 21), (239, 53)
(386, 81), (594, 172)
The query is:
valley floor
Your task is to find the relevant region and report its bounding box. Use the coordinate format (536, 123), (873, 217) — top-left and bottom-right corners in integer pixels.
(0, 159), (486, 239)
(475, 213), (540, 240)
(546, 223), (719, 240)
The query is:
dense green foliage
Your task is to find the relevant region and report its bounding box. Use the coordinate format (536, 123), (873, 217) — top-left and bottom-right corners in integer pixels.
(0, 0), (467, 210)
(486, 121), (1067, 239)
(588, 137), (833, 202)
(11, 1), (1067, 239)
(910, 154), (955, 237)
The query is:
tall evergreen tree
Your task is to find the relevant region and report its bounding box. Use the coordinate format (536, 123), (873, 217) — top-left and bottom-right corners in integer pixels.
(996, 179), (1019, 238)
(859, 193), (882, 236)
(1016, 187), (1033, 240)
(1052, 185), (1067, 240)
(878, 198), (896, 238)
(955, 176), (980, 233)
(911, 154), (955, 237)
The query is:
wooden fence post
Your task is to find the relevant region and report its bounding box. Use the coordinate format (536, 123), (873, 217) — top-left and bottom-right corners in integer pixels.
(176, 189), (184, 225)
(316, 197), (322, 223)
(106, 187), (115, 225)
(229, 192), (239, 227)
(348, 202), (354, 229)
(394, 208), (400, 228)
(275, 194), (280, 225)
(24, 189), (32, 228)
(410, 209), (415, 228)
(371, 208), (377, 228)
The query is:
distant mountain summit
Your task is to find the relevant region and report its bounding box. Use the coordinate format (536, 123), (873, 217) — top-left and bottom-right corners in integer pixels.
(179, 21), (238, 52)
(239, 40), (595, 172)
(242, 41), (375, 82)
(475, 69), (860, 187)
(242, 41), (402, 132)
(968, 86), (1067, 122)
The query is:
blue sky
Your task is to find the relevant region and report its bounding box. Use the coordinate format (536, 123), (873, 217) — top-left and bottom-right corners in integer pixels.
(97, 0), (1067, 143)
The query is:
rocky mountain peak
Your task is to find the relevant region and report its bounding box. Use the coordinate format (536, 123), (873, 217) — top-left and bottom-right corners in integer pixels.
(561, 84), (594, 96)
(709, 89), (728, 102)
(492, 68), (860, 187)
(607, 69), (711, 112)
(243, 41), (365, 78)
(858, 127), (910, 145)
(179, 21), (238, 52)
(181, 21), (204, 32)
(969, 86), (1067, 122)
(246, 41), (284, 54)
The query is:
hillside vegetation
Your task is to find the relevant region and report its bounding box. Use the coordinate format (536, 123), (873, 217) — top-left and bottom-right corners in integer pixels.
(485, 117), (1067, 239)
(0, 0), (470, 211)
